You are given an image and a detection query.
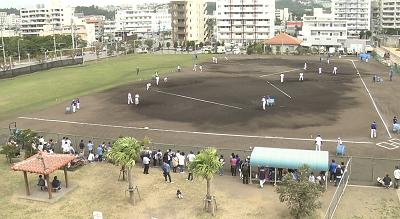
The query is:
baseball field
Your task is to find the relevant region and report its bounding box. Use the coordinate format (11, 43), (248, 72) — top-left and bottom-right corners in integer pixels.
(1, 53), (400, 219)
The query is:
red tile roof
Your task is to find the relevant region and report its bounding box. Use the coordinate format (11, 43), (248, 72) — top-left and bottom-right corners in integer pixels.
(262, 33), (302, 45)
(11, 152), (75, 174)
(86, 20), (101, 23)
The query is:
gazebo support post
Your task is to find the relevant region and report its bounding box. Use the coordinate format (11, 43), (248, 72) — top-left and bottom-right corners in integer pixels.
(23, 171), (30, 196)
(274, 167), (277, 186)
(64, 166), (69, 188)
(46, 174), (53, 199)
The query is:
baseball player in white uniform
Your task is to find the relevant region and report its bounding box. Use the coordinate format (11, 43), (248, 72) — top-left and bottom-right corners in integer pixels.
(315, 134), (323, 151)
(146, 83), (151, 91)
(225, 56), (228, 60)
(134, 93), (139, 105)
(319, 67), (322, 74)
(333, 66), (337, 74)
(304, 62), (307, 70)
(261, 96), (266, 110)
(299, 72), (304, 81)
(212, 56), (215, 63)
(193, 64), (197, 71)
(199, 65), (203, 73)
(280, 73), (284, 83)
(156, 75), (160, 86)
(128, 93), (133, 104)
(164, 77), (168, 83)
(327, 58), (330, 64)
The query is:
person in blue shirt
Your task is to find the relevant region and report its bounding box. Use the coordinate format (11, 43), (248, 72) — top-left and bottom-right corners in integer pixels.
(371, 121), (377, 138)
(87, 141), (94, 153)
(258, 166), (267, 188)
(71, 99), (76, 113)
(235, 155), (241, 175)
(329, 159), (338, 183)
(372, 74), (376, 83)
(390, 68), (394, 81)
(162, 161), (174, 183)
(394, 117), (398, 125)
(97, 144), (103, 162)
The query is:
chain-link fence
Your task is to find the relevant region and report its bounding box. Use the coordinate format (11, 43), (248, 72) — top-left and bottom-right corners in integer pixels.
(323, 157), (352, 219)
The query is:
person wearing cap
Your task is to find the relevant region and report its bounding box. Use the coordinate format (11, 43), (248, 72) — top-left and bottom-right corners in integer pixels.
(136, 67), (139, 75)
(280, 73), (284, 83)
(315, 134), (323, 151)
(261, 96), (266, 110)
(146, 82), (151, 91)
(394, 166), (400, 189)
(128, 92), (133, 105)
(156, 74), (160, 86)
(177, 64), (181, 72)
(337, 137), (342, 147)
(134, 93), (139, 105)
(393, 117), (398, 125)
(71, 99), (76, 113)
(371, 122), (377, 138)
(76, 97), (80, 109)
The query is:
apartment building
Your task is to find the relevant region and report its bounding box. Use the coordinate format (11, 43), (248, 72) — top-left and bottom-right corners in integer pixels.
(216, 0), (275, 45)
(371, 0), (400, 33)
(332, 0), (371, 36)
(170, 0), (206, 43)
(115, 8), (154, 37)
(299, 8), (347, 47)
(104, 20), (116, 41)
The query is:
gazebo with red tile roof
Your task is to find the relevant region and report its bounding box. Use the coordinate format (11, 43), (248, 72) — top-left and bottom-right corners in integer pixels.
(261, 33), (302, 45)
(11, 152), (75, 199)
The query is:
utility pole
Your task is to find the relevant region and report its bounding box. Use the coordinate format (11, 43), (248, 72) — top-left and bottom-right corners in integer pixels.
(1, 27), (6, 67)
(71, 19), (75, 50)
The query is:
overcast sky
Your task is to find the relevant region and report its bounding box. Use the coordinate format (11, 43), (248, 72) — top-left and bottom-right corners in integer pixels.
(2, 0), (175, 9)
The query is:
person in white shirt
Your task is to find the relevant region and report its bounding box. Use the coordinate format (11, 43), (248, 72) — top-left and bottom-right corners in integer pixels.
(280, 73), (284, 83)
(147, 83), (151, 91)
(156, 75), (160, 86)
(199, 65), (203, 73)
(193, 64), (197, 71)
(178, 152), (185, 173)
(128, 92), (133, 104)
(134, 93), (139, 105)
(143, 155), (150, 174)
(261, 96), (266, 110)
(66, 138), (71, 148)
(394, 166), (400, 189)
(309, 172), (316, 183)
(186, 151), (196, 181)
(88, 152), (95, 163)
(61, 137), (66, 149)
(319, 67), (322, 74)
(299, 72), (304, 81)
(315, 134), (323, 151)
(337, 137), (343, 147)
(333, 66), (337, 74)
(304, 62), (307, 70)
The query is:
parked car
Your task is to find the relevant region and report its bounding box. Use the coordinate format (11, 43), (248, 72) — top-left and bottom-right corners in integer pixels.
(233, 48), (240, 54)
(176, 46), (182, 51)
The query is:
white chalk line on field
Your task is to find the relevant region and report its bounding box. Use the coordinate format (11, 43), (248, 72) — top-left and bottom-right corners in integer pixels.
(260, 68), (300, 77)
(157, 90), (242, 110)
(351, 60), (391, 139)
(266, 81), (292, 98)
(18, 116), (373, 144)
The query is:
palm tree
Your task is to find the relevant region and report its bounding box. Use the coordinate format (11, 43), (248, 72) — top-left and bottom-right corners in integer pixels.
(188, 148), (221, 213)
(106, 136), (150, 205)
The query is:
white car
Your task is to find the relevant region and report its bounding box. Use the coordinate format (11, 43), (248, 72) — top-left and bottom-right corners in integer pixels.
(196, 50), (203, 54)
(233, 49), (240, 54)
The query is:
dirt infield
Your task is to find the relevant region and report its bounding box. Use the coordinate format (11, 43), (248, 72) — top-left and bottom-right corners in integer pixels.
(5, 55), (399, 159)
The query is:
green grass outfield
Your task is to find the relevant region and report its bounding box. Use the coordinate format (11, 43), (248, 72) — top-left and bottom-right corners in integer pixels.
(0, 54), (209, 121)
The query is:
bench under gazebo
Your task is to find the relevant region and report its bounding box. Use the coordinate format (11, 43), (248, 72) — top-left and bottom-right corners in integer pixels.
(11, 152), (75, 199)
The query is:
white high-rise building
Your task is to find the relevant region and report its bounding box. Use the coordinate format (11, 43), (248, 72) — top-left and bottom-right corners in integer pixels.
(299, 8), (347, 47)
(332, 0), (371, 36)
(371, 0), (400, 33)
(19, 0), (74, 36)
(170, 0), (207, 43)
(216, 0), (275, 44)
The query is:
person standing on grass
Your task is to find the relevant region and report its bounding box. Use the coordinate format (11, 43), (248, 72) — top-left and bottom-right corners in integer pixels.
(128, 92), (133, 104)
(97, 144), (103, 162)
(371, 121), (377, 138)
(162, 161), (174, 183)
(87, 141), (93, 152)
(187, 151), (196, 181)
(258, 166), (267, 188)
(394, 166), (400, 189)
(177, 64), (181, 72)
(71, 99), (76, 113)
(334, 165), (343, 187)
(179, 152), (185, 173)
(172, 154), (179, 173)
(76, 97), (80, 110)
(242, 161), (250, 184)
(143, 155), (150, 174)
(219, 155), (225, 176)
(328, 159), (337, 183)
(152, 148), (157, 167)
(137, 67), (139, 75)
(79, 140), (85, 155)
(230, 155), (237, 177)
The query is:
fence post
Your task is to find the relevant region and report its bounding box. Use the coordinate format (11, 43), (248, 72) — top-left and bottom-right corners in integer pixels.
(372, 158), (375, 182)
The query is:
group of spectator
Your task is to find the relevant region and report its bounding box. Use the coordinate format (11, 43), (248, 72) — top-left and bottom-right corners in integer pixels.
(328, 159), (346, 187)
(140, 148), (197, 183)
